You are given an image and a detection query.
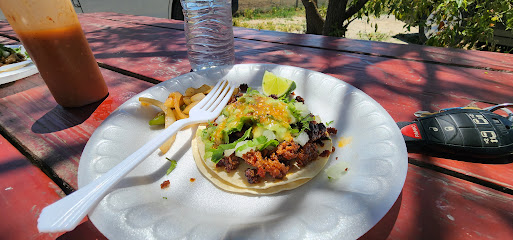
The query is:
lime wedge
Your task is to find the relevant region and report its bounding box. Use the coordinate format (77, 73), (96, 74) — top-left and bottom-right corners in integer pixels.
(262, 71), (296, 97)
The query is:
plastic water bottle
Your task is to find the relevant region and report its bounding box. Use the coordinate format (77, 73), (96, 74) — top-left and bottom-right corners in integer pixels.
(181, 0), (235, 71)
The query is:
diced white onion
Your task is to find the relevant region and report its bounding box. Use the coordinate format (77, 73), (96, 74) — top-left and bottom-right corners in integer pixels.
(235, 146), (255, 158)
(224, 140), (249, 157)
(293, 131), (309, 146)
(224, 148), (235, 157)
(235, 141), (248, 150)
(325, 161), (350, 181)
(215, 115), (226, 124)
(290, 115), (297, 124)
(262, 130), (276, 141)
(294, 102), (310, 117)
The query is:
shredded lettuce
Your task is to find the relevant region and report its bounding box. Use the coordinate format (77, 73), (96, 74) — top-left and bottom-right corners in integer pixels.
(259, 139), (279, 150)
(235, 135), (266, 152)
(209, 127), (252, 163)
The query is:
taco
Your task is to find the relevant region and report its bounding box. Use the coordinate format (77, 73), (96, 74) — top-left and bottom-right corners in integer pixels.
(192, 82), (336, 195)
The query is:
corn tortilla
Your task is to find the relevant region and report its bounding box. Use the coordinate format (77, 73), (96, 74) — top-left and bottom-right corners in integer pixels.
(192, 126), (332, 195)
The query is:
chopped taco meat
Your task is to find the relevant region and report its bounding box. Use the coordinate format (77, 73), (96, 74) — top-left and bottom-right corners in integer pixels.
(275, 141), (300, 164)
(307, 121), (329, 142)
(244, 168), (261, 184)
(327, 127), (338, 135)
(216, 154), (242, 172)
(160, 180), (170, 189)
(242, 150), (289, 179)
(296, 142), (320, 167)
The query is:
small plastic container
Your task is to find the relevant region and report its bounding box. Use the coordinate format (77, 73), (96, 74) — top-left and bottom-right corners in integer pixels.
(0, 0), (108, 107)
(181, 0), (235, 71)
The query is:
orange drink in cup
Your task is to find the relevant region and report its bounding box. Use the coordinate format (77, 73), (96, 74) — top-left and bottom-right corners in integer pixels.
(0, 0), (108, 107)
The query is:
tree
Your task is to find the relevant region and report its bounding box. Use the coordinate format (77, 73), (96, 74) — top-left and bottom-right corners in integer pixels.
(301, 0), (370, 37)
(302, 0), (513, 50)
(375, 0), (513, 49)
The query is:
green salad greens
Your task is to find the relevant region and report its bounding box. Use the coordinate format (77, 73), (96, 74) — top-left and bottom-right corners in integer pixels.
(201, 86), (315, 164)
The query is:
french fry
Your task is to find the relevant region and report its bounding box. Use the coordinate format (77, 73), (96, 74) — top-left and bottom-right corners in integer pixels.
(185, 87), (196, 97)
(172, 92), (188, 119)
(163, 95), (174, 108)
(196, 84), (212, 94)
(172, 92), (184, 105)
(159, 106), (177, 153)
(183, 96), (192, 105)
(183, 101), (199, 114)
(141, 84), (215, 154)
(159, 135), (176, 153)
(139, 97), (165, 111)
(190, 92), (205, 102)
(164, 107), (176, 127)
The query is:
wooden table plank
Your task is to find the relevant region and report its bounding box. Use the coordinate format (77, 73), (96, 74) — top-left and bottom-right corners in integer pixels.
(82, 14), (512, 104)
(0, 36), (17, 45)
(409, 154), (513, 191)
(0, 23), (16, 39)
(90, 12), (513, 72)
(74, 15), (513, 106)
(361, 164), (513, 240)
(0, 135), (107, 239)
(78, 15), (190, 81)
(0, 135), (64, 239)
(0, 69), (154, 189)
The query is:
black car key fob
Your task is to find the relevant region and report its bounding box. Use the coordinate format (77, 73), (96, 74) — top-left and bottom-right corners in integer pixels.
(397, 106), (513, 162)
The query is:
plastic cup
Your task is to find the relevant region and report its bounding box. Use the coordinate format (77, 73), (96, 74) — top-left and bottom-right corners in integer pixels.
(0, 0), (108, 107)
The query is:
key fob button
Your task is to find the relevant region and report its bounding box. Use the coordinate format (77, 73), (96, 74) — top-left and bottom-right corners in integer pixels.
(466, 113), (492, 127)
(436, 115), (458, 143)
(446, 131), (464, 145)
(460, 128), (483, 147)
(420, 118), (445, 143)
(478, 129), (500, 147)
(491, 117), (510, 135)
(450, 113), (475, 128)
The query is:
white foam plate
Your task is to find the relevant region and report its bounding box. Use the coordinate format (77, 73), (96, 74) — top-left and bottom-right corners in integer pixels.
(78, 64), (408, 240)
(0, 45), (38, 85)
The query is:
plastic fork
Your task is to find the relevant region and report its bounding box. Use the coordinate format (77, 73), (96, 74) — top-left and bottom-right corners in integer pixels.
(37, 79), (236, 233)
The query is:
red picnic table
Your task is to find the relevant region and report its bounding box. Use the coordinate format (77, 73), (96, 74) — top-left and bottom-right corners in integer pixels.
(0, 12), (512, 240)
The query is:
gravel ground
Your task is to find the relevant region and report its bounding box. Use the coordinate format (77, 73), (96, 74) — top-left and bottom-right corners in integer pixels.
(345, 15), (419, 44)
(238, 14), (419, 44)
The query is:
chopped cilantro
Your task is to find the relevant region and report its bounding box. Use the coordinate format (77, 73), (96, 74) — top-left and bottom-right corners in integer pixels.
(299, 114), (314, 132)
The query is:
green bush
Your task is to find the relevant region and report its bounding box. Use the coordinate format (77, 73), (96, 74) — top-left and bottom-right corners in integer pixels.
(364, 0), (513, 50)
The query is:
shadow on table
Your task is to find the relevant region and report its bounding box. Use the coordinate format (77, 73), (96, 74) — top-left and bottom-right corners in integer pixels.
(359, 191), (403, 240)
(31, 94), (109, 134)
